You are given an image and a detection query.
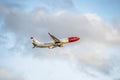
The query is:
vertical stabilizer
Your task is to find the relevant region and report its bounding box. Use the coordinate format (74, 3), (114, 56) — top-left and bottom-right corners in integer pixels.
(30, 37), (40, 48)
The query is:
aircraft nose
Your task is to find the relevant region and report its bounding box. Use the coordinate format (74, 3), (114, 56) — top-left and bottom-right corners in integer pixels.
(68, 37), (80, 42)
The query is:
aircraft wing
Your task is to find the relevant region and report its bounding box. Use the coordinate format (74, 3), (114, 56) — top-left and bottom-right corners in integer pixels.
(48, 33), (61, 43)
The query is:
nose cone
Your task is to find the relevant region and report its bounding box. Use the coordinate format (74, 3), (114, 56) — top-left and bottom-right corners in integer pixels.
(68, 37), (80, 42)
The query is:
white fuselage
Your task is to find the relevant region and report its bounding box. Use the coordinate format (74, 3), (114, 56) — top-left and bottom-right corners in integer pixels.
(31, 38), (69, 48)
(30, 33), (80, 49)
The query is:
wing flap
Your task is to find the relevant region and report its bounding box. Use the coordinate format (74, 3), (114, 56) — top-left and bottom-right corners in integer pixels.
(48, 33), (61, 43)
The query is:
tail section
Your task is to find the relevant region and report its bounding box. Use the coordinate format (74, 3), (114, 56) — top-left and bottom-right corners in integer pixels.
(30, 37), (40, 48)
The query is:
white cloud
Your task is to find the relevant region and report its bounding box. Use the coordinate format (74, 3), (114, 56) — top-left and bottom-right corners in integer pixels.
(1, 5), (120, 45)
(0, 4), (120, 80)
(0, 67), (24, 80)
(2, 54), (113, 80)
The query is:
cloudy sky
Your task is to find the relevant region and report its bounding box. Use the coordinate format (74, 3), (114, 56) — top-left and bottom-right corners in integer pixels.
(0, 0), (120, 80)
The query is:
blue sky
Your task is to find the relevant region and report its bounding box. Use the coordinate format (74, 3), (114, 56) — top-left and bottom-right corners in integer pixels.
(75, 0), (120, 22)
(0, 0), (120, 80)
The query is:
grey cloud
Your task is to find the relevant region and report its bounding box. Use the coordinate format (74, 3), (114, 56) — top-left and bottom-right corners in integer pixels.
(0, 35), (7, 40)
(1, 5), (120, 64)
(0, 35), (7, 45)
(0, 25), (8, 45)
(0, 0), (23, 8)
(3, 7), (120, 45)
(113, 20), (120, 31)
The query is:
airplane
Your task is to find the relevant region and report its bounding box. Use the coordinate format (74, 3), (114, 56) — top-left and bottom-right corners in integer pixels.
(30, 33), (80, 49)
